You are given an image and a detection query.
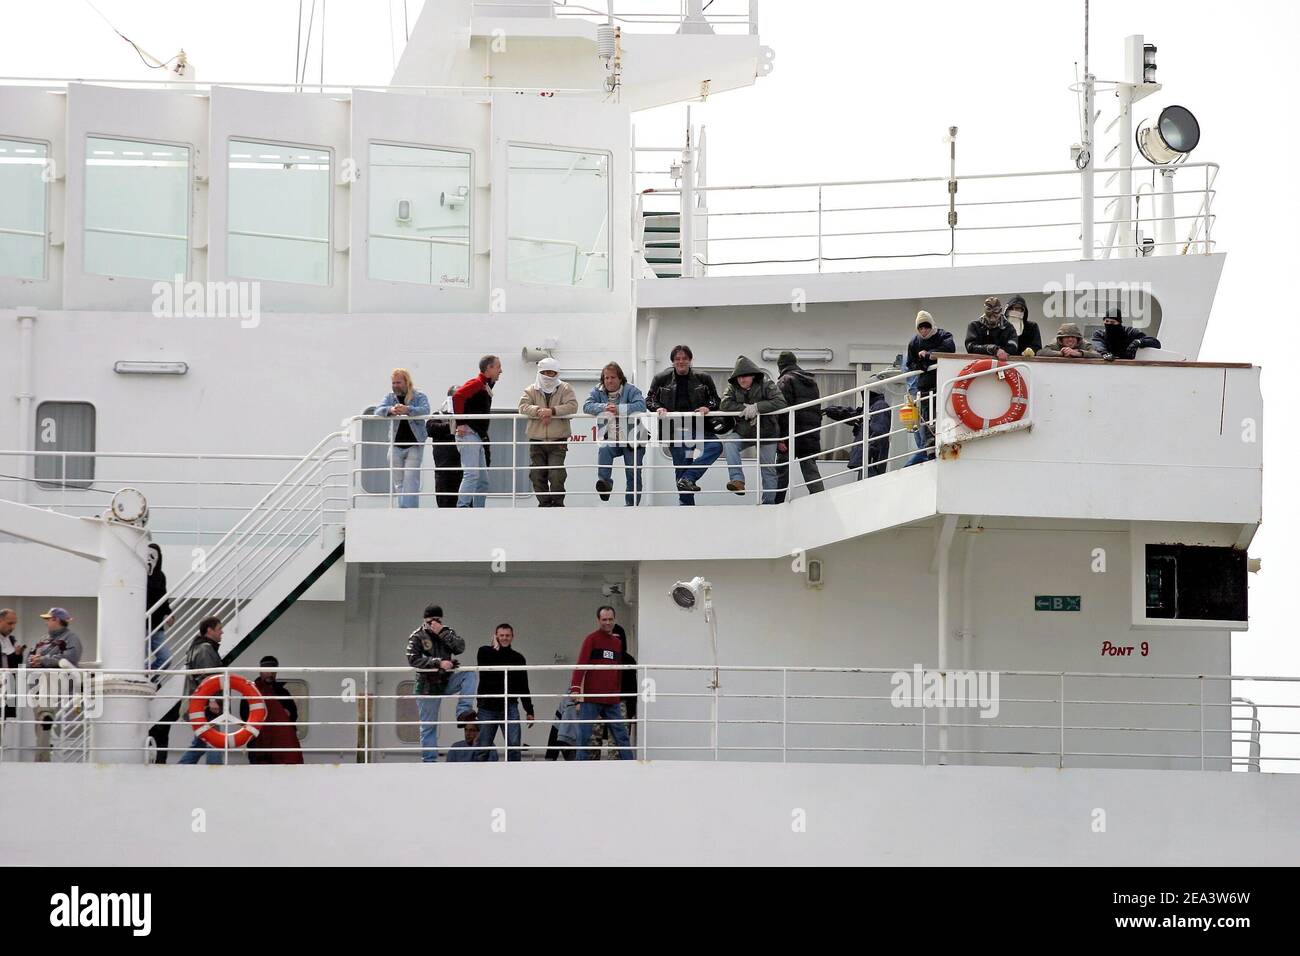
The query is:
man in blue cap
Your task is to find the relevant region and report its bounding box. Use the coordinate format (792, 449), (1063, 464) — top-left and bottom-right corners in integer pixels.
(28, 608), (82, 668)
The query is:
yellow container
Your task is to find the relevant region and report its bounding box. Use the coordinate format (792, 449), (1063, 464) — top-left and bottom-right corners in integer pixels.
(900, 396), (919, 431)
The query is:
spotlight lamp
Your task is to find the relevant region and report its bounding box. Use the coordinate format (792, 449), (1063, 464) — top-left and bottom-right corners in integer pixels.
(1136, 105), (1200, 165)
(671, 576), (709, 611)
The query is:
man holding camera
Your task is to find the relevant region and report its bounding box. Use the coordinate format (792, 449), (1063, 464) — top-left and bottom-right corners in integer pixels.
(405, 604), (477, 762)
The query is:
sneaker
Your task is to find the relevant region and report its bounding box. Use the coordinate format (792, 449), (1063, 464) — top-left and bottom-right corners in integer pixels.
(726, 480), (746, 494)
(677, 478), (701, 493)
(596, 478), (613, 501)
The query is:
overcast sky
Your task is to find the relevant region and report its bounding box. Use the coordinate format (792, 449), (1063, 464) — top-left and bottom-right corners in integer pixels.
(3, 1), (1297, 701)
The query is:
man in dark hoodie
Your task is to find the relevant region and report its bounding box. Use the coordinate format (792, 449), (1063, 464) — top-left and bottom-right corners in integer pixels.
(719, 355), (788, 504)
(965, 296), (1019, 360)
(1092, 306), (1161, 360)
(824, 386), (892, 480)
(1004, 295), (1042, 355)
(904, 310), (956, 466)
(773, 351), (824, 503)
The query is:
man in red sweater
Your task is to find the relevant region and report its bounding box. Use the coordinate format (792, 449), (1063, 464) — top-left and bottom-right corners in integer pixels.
(570, 606), (634, 760)
(453, 355), (501, 507)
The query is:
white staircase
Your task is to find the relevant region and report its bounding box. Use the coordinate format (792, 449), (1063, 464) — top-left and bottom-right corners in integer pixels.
(146, 431), (349, 728)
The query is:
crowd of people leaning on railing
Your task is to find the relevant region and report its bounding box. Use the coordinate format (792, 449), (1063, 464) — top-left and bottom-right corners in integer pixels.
(371, 295), (1160, 509)
(130, 604), (636, 764)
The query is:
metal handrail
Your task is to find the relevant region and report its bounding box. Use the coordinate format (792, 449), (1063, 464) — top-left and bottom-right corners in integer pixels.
(639, 162), (1219, 274)
(3, 664), (1294, 770)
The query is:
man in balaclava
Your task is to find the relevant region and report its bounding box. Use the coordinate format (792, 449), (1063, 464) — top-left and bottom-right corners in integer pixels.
(1004, 295), (1042, 355)
(965, 296), (1019, 361)
(518, 356), (578, 506)
(1091, 306), (1162, 360)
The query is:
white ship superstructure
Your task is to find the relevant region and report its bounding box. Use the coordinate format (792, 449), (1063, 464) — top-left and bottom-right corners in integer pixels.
(0, 1), (1295, 866)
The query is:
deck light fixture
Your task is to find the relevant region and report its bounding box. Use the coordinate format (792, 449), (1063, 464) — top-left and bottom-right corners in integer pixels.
(1136, 105), (1200, 165)
(671, 577), (720, 697)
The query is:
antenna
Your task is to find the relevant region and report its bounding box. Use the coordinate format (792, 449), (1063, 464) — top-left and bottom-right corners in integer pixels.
(1078, 0), (1096, 260)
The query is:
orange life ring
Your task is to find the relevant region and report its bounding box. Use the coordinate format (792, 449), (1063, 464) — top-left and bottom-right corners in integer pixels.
(188, 674), (266, 750)
(949, 359), (1028, 431)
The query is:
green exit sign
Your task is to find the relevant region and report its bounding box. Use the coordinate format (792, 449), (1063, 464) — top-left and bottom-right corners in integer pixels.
(1035, 595), (1082, 612)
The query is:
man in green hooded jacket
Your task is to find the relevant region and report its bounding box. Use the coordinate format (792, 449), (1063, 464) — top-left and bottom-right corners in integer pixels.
(719, 355), (788, 504)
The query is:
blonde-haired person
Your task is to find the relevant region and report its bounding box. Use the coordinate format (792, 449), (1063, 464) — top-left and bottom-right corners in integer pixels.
(376, 368), (431, 508)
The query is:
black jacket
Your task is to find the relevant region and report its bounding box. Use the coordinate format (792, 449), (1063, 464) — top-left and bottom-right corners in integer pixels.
(146, 567), (171, 634)
(965, 318), (1019, 357)
(904, 329), (956, 393)
(646, 367), (725, 437)
(825, 389), (891, 477)
(1004, 295), (1042, 354)
(405, 623), (466, 695)
(476, 644), (535, 716)
(776, 362), (823, 449)
(1092, 324), (1161, 360)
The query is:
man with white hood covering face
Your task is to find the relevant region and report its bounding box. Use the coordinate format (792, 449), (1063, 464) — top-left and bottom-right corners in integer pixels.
(519, 356), (579, 506)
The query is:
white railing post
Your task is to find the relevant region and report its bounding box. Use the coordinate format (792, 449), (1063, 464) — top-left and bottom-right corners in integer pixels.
(781, 667), (787, 763)
(1059, 672), (1066, 769)
(816, 184), (823, 273)
(1199, 677), (1205, 770)
(679, 124), (695, 279)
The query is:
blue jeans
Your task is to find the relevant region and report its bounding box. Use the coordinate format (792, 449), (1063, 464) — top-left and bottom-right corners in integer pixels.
(416, 669), (478, 762)
(671, 437), (742, 505)
(597, 444), (645, 505)
(742, 440), (781, 504)
(390, 444), (424, 508)
(477, 702), (522, 761)
(179, 736), (222, 765)
(455, 432), (489, 507)
(907, 391), (936, 467)
(148, 626), (171, 671)
(575, 701), (633, 760)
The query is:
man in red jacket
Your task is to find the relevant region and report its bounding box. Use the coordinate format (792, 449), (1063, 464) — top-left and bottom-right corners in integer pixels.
(570, 606), (634, 760)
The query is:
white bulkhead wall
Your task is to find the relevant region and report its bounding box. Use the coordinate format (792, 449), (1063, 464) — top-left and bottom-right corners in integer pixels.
(392, 0), (769, 112)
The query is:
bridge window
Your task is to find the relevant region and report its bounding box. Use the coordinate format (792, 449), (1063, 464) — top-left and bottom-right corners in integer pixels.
(84, 137), (190, 281)
(0, 137), (48, 280)
(507, 144), (610, 289)
(1145, 544), (1247, 622)
(228, 139), (331, 285)
(34, 401), (95, 489)
(368, 143), (471, 287)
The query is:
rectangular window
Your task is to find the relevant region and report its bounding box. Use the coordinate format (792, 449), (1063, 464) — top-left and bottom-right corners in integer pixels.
(368, 142), (471, 287)
(1144, 544), (1247, 622)
(35, 401), (96, 489)
(84, 136), (190, 281)
(0, 137), (48, 280)
(507, 144), (610, 289)
(228, 140), (331, 285)
(395, 680), (419, 743)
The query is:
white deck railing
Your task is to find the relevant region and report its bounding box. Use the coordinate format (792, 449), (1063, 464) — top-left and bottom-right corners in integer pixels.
(347, 373), (928, 509)
(637, 162), (1218, 276)
(0, 664), (1291, 771)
